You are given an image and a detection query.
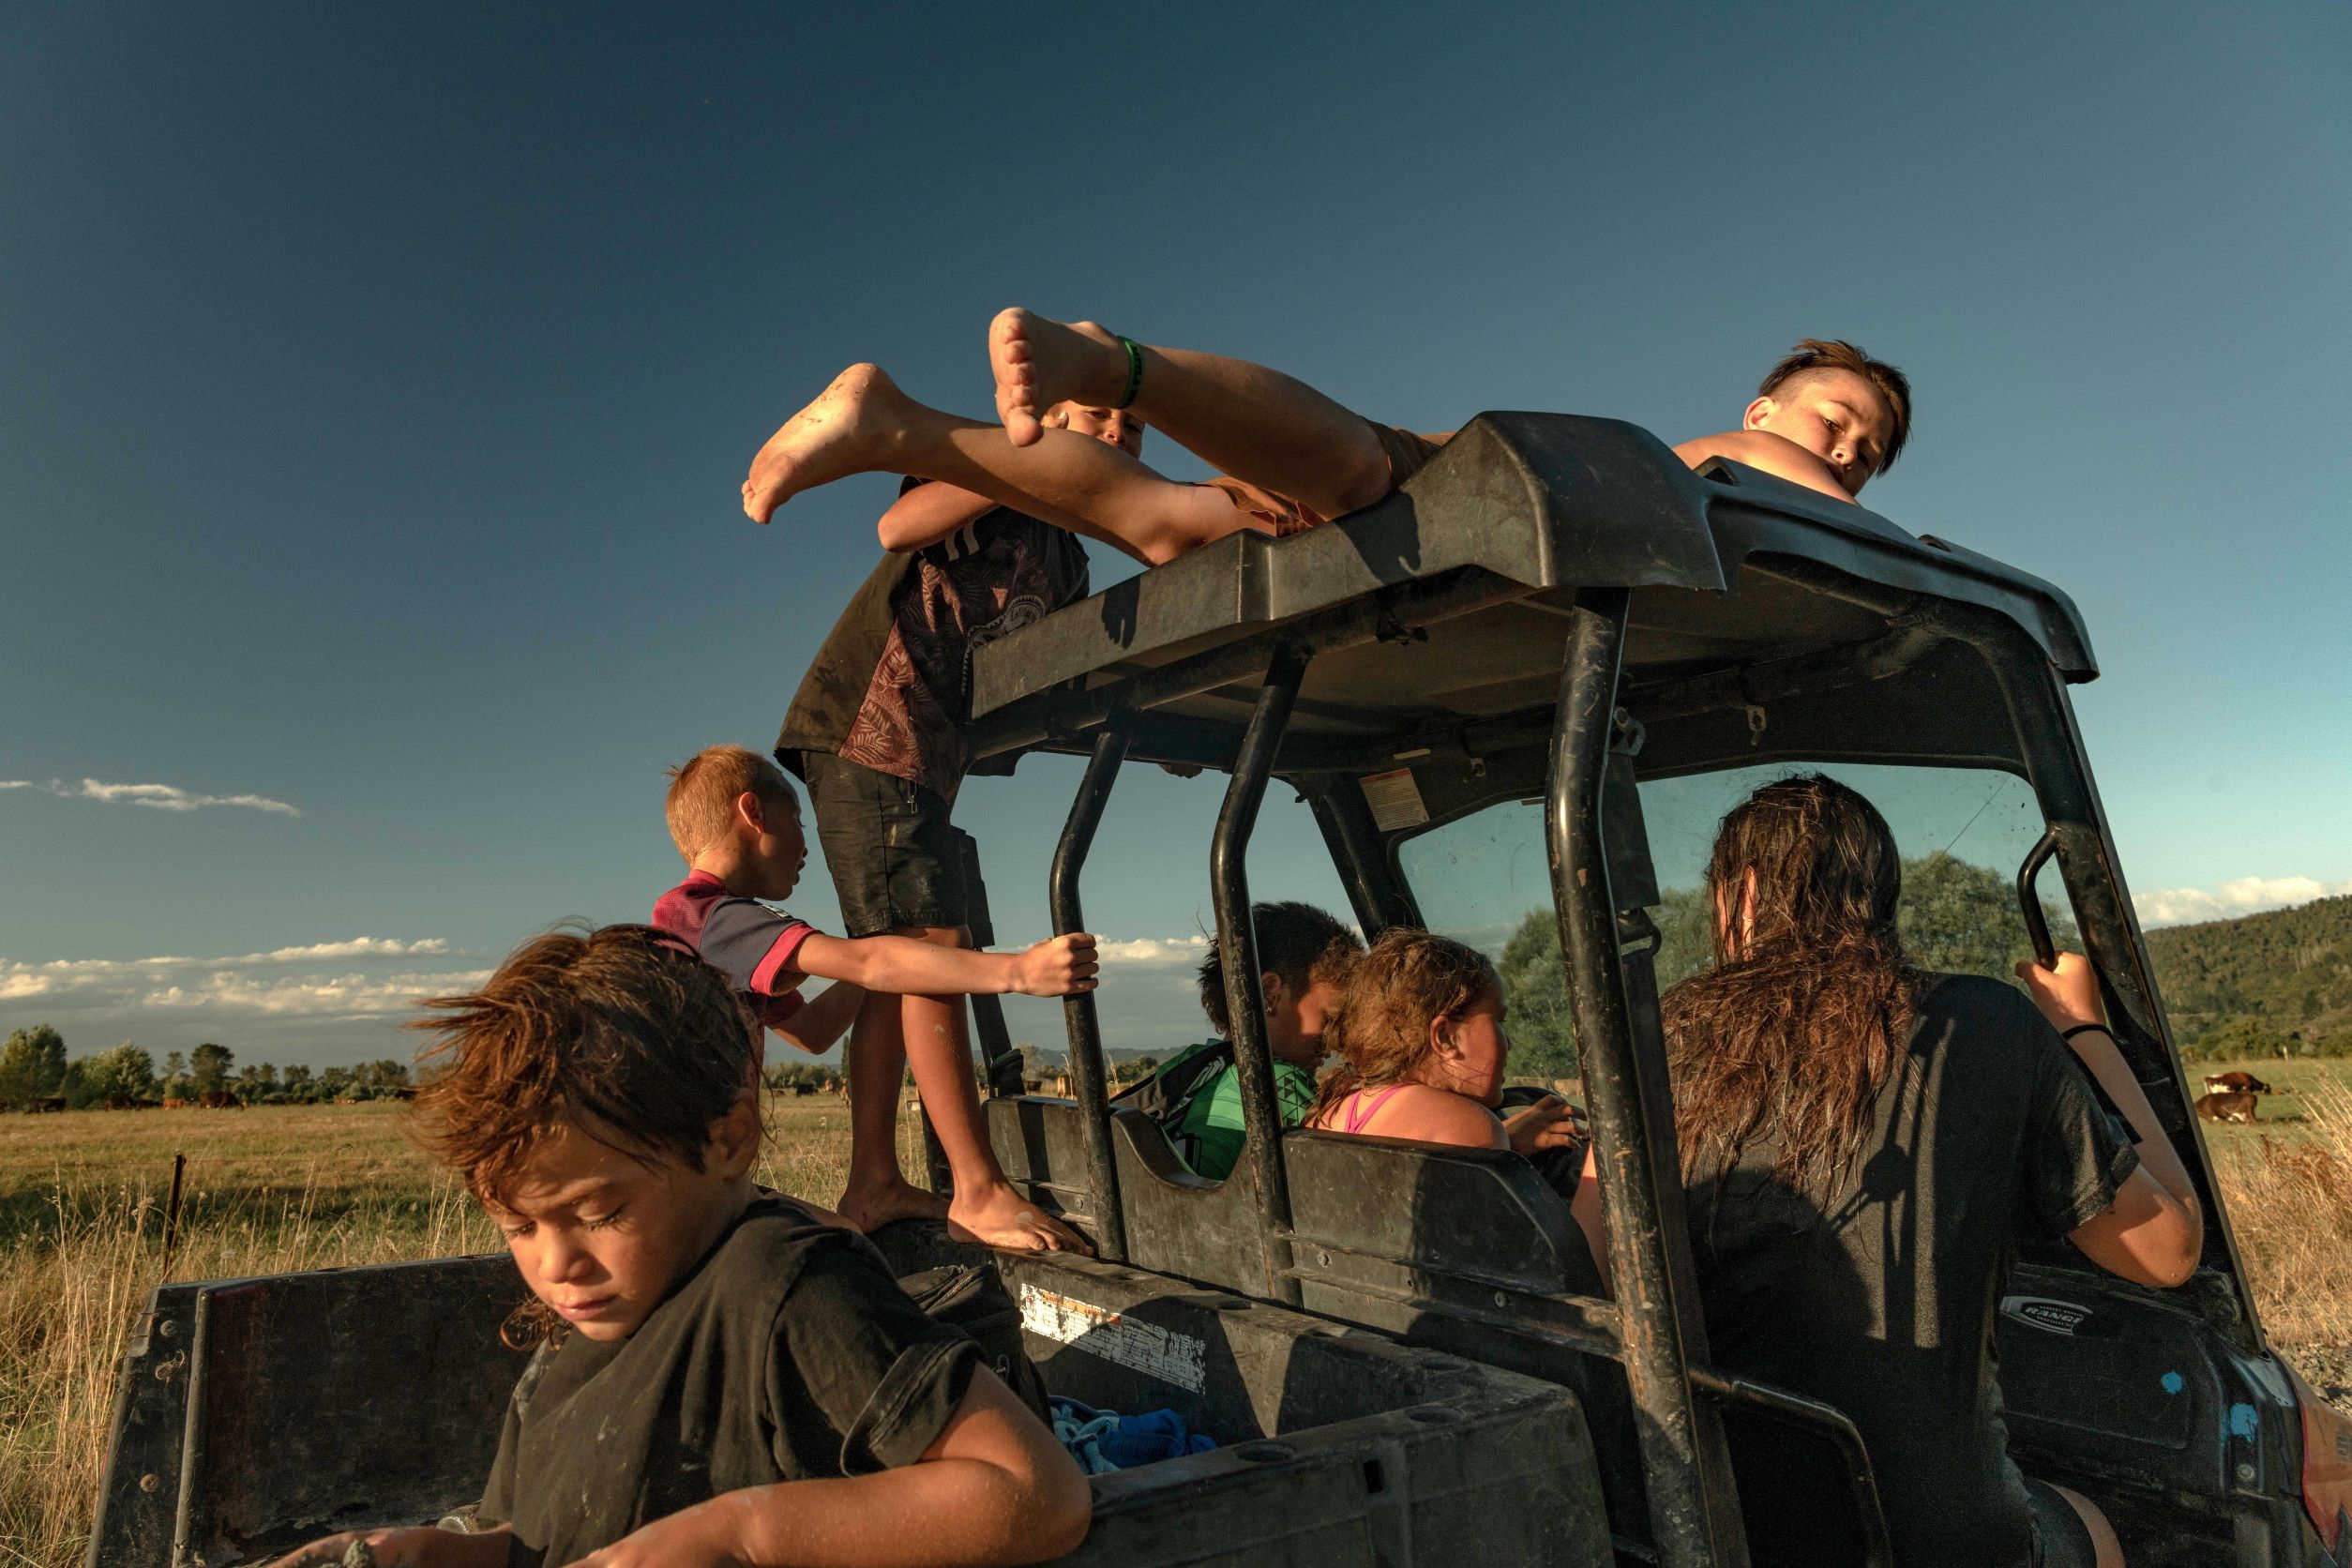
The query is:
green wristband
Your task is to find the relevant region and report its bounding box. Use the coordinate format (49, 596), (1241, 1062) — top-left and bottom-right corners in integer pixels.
(1113, 335), (1144, 411)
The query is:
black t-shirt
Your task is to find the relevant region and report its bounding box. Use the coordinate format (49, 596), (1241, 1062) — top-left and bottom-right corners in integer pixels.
(776, 494), (1089, 797)
(477, 1195), (980, 1567)
(1679, 974), (2140, 1568)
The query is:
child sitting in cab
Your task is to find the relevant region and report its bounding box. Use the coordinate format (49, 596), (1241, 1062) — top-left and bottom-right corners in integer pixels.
(1113, 900), (1363, 1182)
(1306, 928), (1608, 1289)
(267, 925), (1091, 1568)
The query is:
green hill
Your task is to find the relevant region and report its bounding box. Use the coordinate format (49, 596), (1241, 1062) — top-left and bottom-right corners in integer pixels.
(1495, 862), (2352, 1073)
(2145, 894), (2352, 1050)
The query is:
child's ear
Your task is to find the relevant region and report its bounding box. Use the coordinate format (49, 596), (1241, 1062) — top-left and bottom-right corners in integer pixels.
(707, 1088), (762, 1179)
(1428, 1011), (1460, 1060)
(1259, 972), (1288, 1014)
(734, 791), (765, 835)
(1741, 395), (1777, 431)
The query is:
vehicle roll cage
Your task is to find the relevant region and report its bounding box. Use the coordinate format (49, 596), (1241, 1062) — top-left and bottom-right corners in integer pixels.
(957, 414), (2254, 1568)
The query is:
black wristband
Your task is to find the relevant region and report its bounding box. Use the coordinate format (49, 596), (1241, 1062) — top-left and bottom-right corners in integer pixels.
(2060, 1023), (2112, 1042)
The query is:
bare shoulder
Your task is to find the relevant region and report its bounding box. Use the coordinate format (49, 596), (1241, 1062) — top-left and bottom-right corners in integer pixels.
(1380, 1085), (1509, 1151)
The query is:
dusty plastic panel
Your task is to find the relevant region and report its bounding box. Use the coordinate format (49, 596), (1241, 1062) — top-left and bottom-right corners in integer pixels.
(87, 1254), (528, 1568)
(1996, 1261), (2316, 1566)
(964, 412), (2095, 740)
(994, 1251), (1613, 1567)
(91, 1236), (1611, 1568)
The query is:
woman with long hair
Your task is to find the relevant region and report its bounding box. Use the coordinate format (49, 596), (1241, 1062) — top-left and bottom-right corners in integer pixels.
(1306, 929), (1608, 1286)
(1665, 776), (2201, 1568)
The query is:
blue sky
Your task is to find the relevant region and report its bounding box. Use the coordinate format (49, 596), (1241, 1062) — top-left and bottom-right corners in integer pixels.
(4, 3), (2347, 1068)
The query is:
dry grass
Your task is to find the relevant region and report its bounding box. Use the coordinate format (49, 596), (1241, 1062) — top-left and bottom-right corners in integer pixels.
(0, 1093), (918, 1568)
(6, 1070), (2351, 1567)
(2203, 1071), (2352, 1351)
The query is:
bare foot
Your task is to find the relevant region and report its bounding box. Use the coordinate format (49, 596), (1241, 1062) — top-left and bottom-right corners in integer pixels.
(742, 362), (917, 524)
(988, 309), (1128, 448)
(947, 1177), (1094, 1255)
(836, 1174), (949, 1233)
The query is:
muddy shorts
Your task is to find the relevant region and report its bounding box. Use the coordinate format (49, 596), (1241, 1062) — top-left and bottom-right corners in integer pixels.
(2024, 1478), (2098, 1568)
(794, 750), (969, 938)
(1199, 420), (1445, 537)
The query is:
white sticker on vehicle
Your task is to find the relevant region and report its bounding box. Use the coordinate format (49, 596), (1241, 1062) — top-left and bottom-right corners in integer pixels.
(2000, 1295), (2092, 1336)
(1360, 768), (1429, 832)
(1018, 1284), (1206, 1393)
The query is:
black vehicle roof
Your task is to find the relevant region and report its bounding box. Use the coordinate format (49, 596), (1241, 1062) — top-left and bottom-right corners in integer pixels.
(965, 413), (2094, 776)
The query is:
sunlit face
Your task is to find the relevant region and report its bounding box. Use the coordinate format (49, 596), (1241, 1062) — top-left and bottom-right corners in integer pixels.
(486, 1113), (753, 1342)
(1429, 986), (1512, 1108)
(1742, 369), (1894, 497)
(1045, 400), (1145, 458)
(1264, 975), (1347, 1068)
(744, 792), (808, 903)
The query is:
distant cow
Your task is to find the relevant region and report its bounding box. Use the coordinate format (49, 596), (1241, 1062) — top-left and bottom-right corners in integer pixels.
(791, 1082), (817, 1097)
(161, 1097), (188, 1110)
(197, 1091), (239, 1110)
(2195, 1090), (2259, 1124)
(103, 1095), (139, 1111)
(2204, 1071), (2274, 1096)
(21, 1096), (66, 1114)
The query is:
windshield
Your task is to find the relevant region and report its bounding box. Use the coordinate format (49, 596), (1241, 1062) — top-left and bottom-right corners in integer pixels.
(1393, 761), (2073, 1079)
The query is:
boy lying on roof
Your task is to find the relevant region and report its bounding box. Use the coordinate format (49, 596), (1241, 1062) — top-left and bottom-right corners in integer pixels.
(743, 323), (1910, 566)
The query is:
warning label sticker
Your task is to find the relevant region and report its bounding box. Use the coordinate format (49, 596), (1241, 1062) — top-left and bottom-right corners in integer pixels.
(1018, 1284), (1207, 1393)
(1359, 768), (1430, 832)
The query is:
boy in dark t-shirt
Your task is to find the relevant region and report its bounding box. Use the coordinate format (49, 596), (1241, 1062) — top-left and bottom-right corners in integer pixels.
(265, 925), (1090, 1568)
(765, 401), (1125, 1253)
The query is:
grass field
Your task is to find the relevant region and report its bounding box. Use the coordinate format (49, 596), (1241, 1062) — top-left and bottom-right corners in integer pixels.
(4, 1066), (2349, 1567)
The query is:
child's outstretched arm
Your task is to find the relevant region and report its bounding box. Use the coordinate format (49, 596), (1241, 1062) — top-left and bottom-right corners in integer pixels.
(771, 979), (865, 1055)
(878, 481), (995, 553)
(792, 932), (1097, 998)
(264, 1526), (512, 1567)
(564, 1371), (1091, 1568)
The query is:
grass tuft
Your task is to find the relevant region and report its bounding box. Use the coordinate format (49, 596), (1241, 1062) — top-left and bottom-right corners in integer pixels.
(4, 1072), (2348, 1566)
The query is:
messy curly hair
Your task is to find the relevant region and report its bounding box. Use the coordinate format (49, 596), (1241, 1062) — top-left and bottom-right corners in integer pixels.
(1195, 900), (1364, 1034)
(1310, 928), (1500, 1123)
(406, 925), (761, 1344)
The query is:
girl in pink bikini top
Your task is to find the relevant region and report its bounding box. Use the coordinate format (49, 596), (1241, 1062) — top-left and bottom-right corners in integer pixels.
(1305, 929), (1606, 1288)
(1304, 929), (1518, 1148)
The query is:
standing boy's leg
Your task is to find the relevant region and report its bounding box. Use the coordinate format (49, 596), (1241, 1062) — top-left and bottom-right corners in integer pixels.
(988, 309), (1428, 522)
(743, 365), (1245, 565)
(839, 985), (946, 1230)
(801, 751), (1089, 1254)
(893, 927), (1089, 1253)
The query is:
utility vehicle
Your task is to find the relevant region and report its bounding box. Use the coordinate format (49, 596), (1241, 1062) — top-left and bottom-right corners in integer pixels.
(92, 415), (2352, 1567)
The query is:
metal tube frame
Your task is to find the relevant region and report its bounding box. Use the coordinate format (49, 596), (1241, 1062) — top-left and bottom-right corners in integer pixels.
(1214, 644), (1310, 1306)
(1049, 727), (1132, 1262)
(1968, 618), (2260, 1342)
(1547, 589), (1747, 1568)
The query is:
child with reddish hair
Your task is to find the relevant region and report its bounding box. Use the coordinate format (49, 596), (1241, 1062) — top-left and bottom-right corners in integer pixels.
(1307, 928), (1607, 1288)
(266, 926), (1090, 1568)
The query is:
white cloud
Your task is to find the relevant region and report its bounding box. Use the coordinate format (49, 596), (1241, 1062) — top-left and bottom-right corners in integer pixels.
(0, 939), (459, 1005)
(137, 969), (492, 1016)
(1094, 935), (1211, 968)
(0, 777), (299, 816)
(2135, 875), (2352, 928)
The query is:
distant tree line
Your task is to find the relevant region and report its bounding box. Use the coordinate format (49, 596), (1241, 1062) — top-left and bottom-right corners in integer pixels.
(1498, 851), (2098, 1079)
(0, 1026), (412, 1109)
